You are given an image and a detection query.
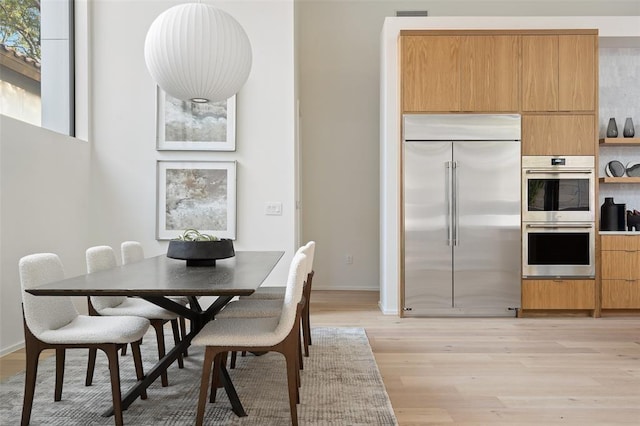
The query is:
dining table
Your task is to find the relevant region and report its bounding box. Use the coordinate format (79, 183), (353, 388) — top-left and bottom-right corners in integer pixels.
(25, 250), (284, 418)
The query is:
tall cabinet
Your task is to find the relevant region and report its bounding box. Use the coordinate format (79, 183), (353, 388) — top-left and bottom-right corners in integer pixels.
(519, 32), (599, 316)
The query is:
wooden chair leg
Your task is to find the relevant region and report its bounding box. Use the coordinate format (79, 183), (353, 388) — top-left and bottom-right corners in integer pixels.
(298, 328), (304, 371)
(209, 352), (225, 402)
(196, 348), (216, 426)
(86, 348), (97, 386)
(151, 321), (169, 387)
(171, 319), (184, 368)
(302, 313), (310, 356)
(230, 351), (237, 369)
(284, 349), (300, 425)
(103, 345), (124, 426)
(21, 342), (42, 426)
(54, 348), (65, 401)
(121, 344), (127, 356)
(130, 340), (147, 400)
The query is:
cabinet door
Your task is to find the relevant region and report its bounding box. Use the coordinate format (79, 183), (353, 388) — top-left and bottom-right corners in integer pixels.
(521, 35), (558, 112)
(522, 114), (595, 155)
(522, 279), (595, 309)
(601, 235), (640, 251)
(601, 251), (640, 279)
(559, 35), (596, 112)
(601, 280), (640, 309)
(401, 36), (460, 112)
(460, 35), (520, 112)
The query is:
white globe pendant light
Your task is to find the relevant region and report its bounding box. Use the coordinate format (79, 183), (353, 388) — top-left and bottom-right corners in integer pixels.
(144, 3), (252, 103)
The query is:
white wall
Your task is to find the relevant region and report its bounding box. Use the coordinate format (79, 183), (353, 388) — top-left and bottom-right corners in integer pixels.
(0, 115), (90, 355)
(87, 0), (296, 285)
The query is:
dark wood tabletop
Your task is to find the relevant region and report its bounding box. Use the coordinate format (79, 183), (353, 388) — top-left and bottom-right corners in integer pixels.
(25, 251), (284, 297)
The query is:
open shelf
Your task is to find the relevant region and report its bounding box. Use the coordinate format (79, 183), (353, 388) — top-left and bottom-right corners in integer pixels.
(599, 137), (640, 146)
(600, 177), (640, 183)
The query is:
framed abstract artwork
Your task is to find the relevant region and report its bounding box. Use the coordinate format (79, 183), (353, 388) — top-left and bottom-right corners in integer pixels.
(156, 88), (236, 151)
(157, 161), (237, 240)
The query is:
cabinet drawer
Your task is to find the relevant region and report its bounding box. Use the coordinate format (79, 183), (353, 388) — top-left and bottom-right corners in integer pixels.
(522, 279), (595, 309)
(601, 235), (640, 251)
(601, 251), (640, 279)
(601, 280), (640, 309)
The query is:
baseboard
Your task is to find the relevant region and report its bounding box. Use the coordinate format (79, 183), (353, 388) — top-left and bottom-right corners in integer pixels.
(378, 300), (399, 315)
(1, 341), (25, 357)
(312, 285), (380, 292)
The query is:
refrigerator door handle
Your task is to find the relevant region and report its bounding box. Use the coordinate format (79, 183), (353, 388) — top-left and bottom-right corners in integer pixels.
(446, 161), (453, 246)
(452, 161), (458, 246)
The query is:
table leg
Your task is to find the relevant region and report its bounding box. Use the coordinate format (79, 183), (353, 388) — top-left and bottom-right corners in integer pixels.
(218, 363), (247, 417)
(101, 295), (247, 418)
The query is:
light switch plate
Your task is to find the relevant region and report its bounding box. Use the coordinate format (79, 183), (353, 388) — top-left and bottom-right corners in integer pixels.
(265, 202), (283, 216)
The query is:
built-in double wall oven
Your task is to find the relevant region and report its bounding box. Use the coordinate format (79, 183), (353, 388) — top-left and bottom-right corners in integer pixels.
(522, 156), (596, 278)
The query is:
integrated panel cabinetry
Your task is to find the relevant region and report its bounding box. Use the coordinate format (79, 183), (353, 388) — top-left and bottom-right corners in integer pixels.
(521, 34), (597, 112)
(459, 35), (520, 112)
(522, 114), (596, 155)
(521, 279), (596, 312)
(601, 235), (640, 309)
(401, 33), (519, 113)
(400, 29), (600, 317)
(402, 35), (461, 112)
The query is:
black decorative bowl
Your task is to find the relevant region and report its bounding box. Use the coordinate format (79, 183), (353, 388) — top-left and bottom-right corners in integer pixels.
(167, 239), (235, 266)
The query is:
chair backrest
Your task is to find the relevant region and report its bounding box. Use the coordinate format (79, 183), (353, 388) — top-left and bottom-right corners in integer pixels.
(274, 252), (307, 339)
(121, 241), (144, 265)
(19, 253), (78, 339)
(86, 245), (126, 310)
(303, 241), (315, 275)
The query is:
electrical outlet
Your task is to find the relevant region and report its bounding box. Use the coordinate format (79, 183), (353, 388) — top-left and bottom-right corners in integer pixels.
(345, 254), (353, 264)
(265, 202), (282, 216)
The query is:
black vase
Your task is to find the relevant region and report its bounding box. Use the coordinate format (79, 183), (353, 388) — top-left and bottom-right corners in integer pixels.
(601, 197), (626, 231)
(623, 117), (635, 138)
(606, 118), (618, 138)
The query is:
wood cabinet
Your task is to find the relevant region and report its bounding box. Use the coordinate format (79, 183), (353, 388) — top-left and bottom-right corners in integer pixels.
(521, 36), (558, 112)
(522, 34), (596, 112)
(459, 35), (520, 112)
(522, 114), (596, 155)
(522, 279), (596, 310)
(601, 235), (640, 309)
(401, 34), (519, 113)
(402, 35), (461, 112)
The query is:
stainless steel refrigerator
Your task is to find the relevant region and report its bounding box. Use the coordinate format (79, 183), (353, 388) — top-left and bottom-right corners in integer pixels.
(402, 114), (521, 317)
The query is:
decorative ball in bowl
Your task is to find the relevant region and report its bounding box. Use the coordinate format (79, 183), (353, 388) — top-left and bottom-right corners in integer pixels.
(167, 229), (235, 266)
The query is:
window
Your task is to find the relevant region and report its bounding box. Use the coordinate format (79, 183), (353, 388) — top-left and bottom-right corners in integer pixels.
(0, 0), (74, 136)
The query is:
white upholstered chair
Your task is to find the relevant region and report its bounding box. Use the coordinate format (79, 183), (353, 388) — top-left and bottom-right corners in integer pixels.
(85, 245), (183, 388)
(192, 251), (308, 426)
(219, 241), (316, 359)
(19, 253), (150, 426)
(120, 241), (189, 356)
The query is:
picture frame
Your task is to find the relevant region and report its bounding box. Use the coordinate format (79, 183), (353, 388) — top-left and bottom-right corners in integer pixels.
(157, 161), (237, 240)
(156, 87), (236, 151)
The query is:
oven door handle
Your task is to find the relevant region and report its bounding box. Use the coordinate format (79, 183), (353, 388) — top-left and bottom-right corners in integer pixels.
(526, 223), (594, 229)
(525, 169), (593, 174)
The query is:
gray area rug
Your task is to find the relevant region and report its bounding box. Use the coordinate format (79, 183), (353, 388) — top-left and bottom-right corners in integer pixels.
(0, 327), (397, 425)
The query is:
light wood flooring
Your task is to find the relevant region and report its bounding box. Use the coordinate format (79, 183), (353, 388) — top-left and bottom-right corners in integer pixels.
(3, 290), (640, 425)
